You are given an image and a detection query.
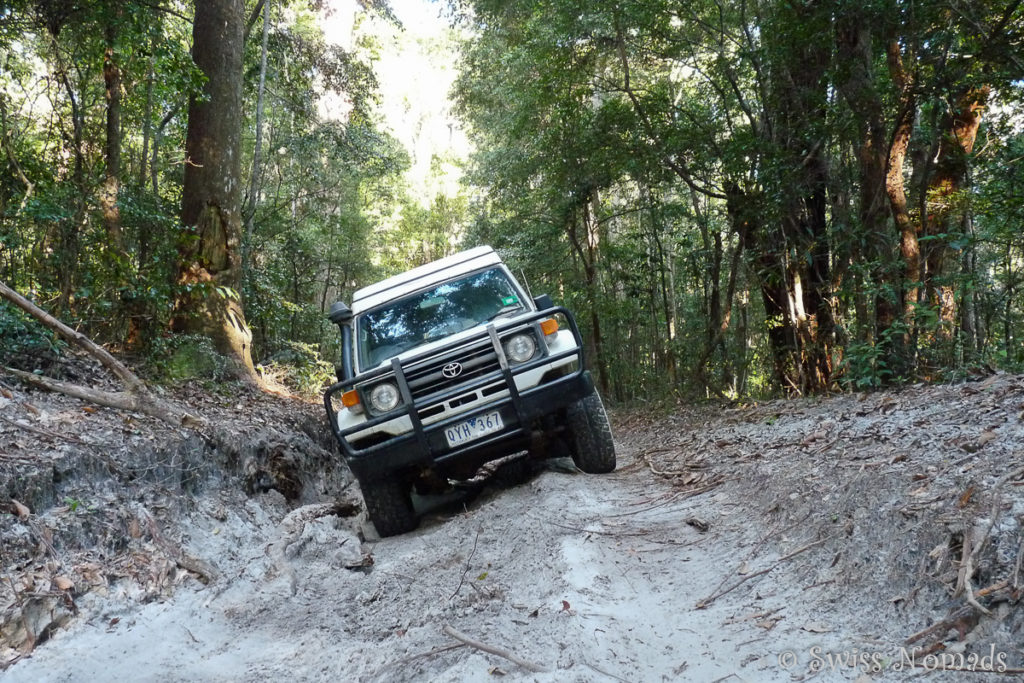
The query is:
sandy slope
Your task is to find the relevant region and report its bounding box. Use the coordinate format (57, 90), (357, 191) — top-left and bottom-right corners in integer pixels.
(4, 461), (768, 681)
(4, 375), (1023, 681)
(2, 452), (838, 681)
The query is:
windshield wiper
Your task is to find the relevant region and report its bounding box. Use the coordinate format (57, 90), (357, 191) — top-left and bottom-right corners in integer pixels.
(486, 304), (524, 322)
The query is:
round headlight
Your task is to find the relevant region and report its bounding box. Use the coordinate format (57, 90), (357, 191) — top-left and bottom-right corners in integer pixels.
(368, 382), (401, 413)
(503, 333), (537, 364)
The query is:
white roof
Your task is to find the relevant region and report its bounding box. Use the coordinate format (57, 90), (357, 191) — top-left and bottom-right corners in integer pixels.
(352, 246), (502, 313)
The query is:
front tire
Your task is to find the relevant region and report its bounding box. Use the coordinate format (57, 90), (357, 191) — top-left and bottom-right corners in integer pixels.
(491, 454), (534, 488)
(360, 478), (417, 537)
(565, 388), (616, 473)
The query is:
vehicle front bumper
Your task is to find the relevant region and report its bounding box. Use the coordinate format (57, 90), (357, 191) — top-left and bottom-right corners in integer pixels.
(323, 308), (591, 482)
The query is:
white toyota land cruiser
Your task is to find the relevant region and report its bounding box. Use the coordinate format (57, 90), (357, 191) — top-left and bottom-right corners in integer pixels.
(324, 246), (615, 536)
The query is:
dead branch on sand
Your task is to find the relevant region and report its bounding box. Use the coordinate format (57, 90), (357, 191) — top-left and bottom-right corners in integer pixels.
(904, 469), (1024, 650)
(696, 535), (832, 609)
(265, 502), (357, 595)
(371, 643), (467, 682)
(140, 507), (220, 585)
(0, 412), (96, 447)
(442, 624), (548, 673)
(904, 586), (1009, 647)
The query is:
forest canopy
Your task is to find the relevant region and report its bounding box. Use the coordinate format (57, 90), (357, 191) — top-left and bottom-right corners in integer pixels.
(453, 0), (1024, 399)
(1, 0), (1023, 400)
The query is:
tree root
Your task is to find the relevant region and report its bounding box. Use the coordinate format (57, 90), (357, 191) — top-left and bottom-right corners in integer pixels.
(265, 502), (353, 595)
(140, 507), (220, 585)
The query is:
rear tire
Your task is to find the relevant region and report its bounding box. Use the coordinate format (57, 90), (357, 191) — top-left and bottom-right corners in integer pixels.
(565, 388), (616, 473)
(360, 478), (417, 537)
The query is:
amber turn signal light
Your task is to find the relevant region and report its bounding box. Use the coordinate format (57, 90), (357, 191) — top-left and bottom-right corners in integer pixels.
(341, 390), (360, 408)
(540, 318), (559, 336)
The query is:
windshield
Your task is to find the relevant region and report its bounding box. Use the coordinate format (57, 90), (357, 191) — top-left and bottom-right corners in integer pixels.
(357, 267), (525, 369)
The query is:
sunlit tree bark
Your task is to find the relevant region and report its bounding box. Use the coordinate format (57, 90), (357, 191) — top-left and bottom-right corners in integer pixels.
(173, 0), (258, 380)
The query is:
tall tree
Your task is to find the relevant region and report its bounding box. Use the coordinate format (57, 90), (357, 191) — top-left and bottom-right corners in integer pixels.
(173, 0), (257, 379)
(99, 0), (123, 250)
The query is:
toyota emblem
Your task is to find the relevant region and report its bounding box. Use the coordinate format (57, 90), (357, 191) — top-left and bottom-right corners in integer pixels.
(442, 362), (463, 379)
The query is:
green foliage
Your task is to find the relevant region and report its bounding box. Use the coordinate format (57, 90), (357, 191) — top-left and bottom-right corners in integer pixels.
(236, 3), (410, 369)
(259, 341), (335, 398)
(62, 496), (95, 514)
(0, 302), (65, 366)
(454, 0), (1024, 400)
(147, 334), (231, 382)
(840, 338), (896, 390)
(0, 0), (409, 389)
(2, 0), (1023, 403)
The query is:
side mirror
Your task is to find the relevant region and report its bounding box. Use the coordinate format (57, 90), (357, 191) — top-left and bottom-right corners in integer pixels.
(533, 294), (554, 311)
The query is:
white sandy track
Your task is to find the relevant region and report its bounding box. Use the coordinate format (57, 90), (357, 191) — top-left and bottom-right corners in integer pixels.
(6, 431), (980, 683)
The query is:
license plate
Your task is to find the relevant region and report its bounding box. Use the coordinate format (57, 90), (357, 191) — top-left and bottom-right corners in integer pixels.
(445, 410), (503, 448)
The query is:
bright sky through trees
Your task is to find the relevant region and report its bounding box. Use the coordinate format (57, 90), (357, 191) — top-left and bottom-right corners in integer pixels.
(323, 0), (469, 207)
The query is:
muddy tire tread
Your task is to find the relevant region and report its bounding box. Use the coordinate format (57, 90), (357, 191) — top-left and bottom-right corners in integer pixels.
(361, 479), (417, 537)
(566, 390), (616, 473)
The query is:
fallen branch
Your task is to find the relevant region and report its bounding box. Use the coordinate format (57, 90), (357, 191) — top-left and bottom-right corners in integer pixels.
(0, 281), (144, 392)
(952, 466), (1024, 616)
(583, 661), (631, 682)
(264, 502), (353, 595)
(0, 280), (207, 434)
(968, 465), (1024, 569)
(0, 452), (39, 463)
(1014, 539), (1023, 591)
(643, 453), (706, 478)
(692, 516), (805, 607)
(696, 535), (831, 609)
(384, 643), (466, 671)
(976, 579), (1011, 599)
(603, 479), (723, 519)
(2, 366), (204, 433)
(546, 520), (650, 538)
(905, 579), (1011, 646)
(442, 624), (548, 673)
(904, 604), (977, 647)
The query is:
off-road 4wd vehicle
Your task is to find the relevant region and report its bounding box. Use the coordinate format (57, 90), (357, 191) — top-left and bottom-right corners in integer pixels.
(324, 246), (615, 536)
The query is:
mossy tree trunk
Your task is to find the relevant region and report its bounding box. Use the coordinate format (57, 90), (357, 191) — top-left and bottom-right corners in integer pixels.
(173, 0), (257, 381)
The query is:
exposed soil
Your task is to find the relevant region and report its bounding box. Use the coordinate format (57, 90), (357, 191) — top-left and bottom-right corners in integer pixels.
(2, 372), (1022, 681)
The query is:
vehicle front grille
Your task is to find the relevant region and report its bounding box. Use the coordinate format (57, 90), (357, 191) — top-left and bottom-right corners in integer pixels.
(403, 339), (501, 401)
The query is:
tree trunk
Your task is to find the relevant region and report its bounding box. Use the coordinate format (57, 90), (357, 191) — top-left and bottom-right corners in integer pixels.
(885, 39), (920, 342)
(922, 86), (990, 339)
(54, 63), (86, 310)
(242, 0), (272, 282)
(174, 0), (258, 381)
(0, 280), (206, 432)
(100, 13), (123, 249)
(726, 183), (799, 392)
(646, 186), (677, 386)
(566, 202), (608, 395)
(151, 106), (178, 196)
(139, 33), (157, 188)
(758, 0), (835, 394)
(835, 18), (903, 378)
